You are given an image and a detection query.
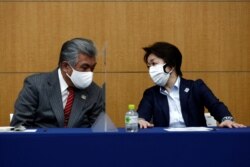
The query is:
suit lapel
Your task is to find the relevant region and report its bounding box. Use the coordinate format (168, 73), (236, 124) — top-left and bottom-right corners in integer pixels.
(47, 69), (64, 127)
(67, 89), (88, 127)
(179, 78), (190, 126)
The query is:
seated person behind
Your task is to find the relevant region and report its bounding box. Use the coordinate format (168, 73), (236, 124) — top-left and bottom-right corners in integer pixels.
(10, 37), (104, 128)
(137, 42), (246, 129)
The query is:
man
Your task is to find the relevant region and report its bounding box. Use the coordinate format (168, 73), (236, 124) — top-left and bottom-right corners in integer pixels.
(11, 38), (104, 128)
(137, 42), (246, 128)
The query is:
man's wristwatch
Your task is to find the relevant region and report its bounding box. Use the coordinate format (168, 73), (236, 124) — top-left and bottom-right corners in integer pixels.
(221, 116), (234, 122)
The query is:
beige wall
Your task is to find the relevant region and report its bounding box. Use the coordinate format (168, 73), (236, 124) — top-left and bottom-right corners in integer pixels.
(0, 1), (249, 127)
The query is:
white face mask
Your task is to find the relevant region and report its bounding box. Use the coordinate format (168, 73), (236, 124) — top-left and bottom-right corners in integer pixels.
(149, 64), (173, 87)
(66, 67), (93, 89)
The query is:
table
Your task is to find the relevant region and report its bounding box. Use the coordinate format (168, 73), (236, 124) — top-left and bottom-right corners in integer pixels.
(0, 127), (250, 167)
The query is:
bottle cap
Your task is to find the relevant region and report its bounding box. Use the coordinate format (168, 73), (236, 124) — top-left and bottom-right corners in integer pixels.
(128, 104), (135, 110)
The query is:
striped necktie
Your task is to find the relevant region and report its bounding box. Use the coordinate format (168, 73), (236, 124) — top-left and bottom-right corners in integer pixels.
(64, 87), (75, 127)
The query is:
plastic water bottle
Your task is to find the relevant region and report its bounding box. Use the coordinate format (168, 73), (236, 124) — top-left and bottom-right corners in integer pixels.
(125, 104), (138, 132)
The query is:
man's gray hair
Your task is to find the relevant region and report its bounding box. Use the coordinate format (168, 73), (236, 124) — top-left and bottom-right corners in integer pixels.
(58, 38), (97, 67)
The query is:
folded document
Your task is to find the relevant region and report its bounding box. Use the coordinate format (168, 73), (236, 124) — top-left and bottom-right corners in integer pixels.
(164, 127), (214, 132)
(0, 126), (37, 132)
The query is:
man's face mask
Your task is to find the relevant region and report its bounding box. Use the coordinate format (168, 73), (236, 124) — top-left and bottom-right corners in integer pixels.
(66, 66), (93, 89)
(149, 64), (174, 87)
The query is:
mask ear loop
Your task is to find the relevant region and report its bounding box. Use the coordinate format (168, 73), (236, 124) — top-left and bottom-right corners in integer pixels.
(163, 64), (168, 73)
(163, 63), (174, 73)
(163, 64), (175, 74)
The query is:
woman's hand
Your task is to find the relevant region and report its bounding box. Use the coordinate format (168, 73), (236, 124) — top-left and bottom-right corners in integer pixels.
(138, 118), (154, 129)
(218, 120), (246, 128)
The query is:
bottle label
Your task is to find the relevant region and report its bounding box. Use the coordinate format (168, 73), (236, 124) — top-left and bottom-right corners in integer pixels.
(125, 116), (138, 124)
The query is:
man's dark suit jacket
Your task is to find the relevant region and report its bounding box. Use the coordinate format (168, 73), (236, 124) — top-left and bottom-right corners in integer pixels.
(137, 78), (232, 127)
(10, 69), (104, 128)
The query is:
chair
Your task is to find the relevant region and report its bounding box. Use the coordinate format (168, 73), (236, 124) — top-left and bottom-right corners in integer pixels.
(205, 113), (217, 126)
(10, 113), (13, 123)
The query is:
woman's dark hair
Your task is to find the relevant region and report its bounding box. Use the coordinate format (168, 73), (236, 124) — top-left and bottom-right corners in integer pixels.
(143, 42), (183, 76)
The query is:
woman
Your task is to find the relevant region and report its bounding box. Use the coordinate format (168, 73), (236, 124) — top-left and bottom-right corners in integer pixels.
(137, 42), (245, 128)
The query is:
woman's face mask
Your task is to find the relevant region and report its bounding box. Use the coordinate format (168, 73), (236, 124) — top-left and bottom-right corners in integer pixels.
(66, 66), (93, 89)
(149, 64), (173, 87)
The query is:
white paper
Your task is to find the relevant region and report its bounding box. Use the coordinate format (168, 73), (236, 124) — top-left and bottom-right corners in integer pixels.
(21, 129), (37, 132)
(0, 126), (14, 132)
(0, 126), (37, 133)
(164, 127), (214, 132)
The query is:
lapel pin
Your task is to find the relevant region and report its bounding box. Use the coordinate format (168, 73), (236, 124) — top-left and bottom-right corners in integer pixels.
(81, 95), (87, 100)
(184, 88), (190, 93)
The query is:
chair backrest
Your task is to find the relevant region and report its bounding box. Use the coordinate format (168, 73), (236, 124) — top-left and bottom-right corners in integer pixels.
(205, 113), (217, 127)
(10, 113), (13, 123)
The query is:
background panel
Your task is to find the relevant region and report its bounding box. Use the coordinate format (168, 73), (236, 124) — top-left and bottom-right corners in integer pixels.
(0, 2), (249, 72)
(0, 2), (106, 72)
